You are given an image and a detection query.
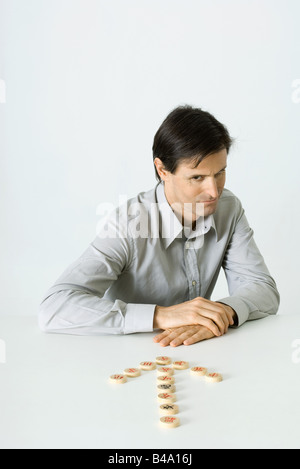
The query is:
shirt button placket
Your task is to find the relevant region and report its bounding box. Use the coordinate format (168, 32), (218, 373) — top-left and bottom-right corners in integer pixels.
(185, 241), (200, 299)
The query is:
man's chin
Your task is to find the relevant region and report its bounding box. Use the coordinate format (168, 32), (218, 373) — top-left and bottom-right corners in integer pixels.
(193, 196), (220, 215)
(182, 199), (219, 224)
(203, 200), (218, 216)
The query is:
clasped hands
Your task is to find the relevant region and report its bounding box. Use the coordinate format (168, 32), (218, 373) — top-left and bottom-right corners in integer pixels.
(153, 297), (237, 347)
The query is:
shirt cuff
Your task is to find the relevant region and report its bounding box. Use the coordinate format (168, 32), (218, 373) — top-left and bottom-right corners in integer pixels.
(216, 296), (250, 327)
(124, 303), (156, 334)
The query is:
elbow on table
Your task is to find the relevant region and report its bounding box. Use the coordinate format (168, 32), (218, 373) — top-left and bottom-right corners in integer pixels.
(264, 282), (280, 318)
(38, 294), (65, 333)
(38, 301), (55, 333)
(272, 287), (280, 315)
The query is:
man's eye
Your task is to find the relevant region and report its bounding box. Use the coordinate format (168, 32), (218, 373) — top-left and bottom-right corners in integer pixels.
(216, 169), (226, 177)
(192, 170), (226, 181)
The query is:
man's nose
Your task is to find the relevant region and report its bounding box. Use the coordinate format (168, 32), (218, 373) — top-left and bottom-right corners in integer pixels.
(202, 177), (219, 199)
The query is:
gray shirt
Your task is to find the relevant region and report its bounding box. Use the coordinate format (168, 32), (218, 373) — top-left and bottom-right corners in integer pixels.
(39, 182), (280, 335)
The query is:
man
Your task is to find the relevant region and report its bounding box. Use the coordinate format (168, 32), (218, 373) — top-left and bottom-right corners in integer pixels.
(39, 105), (280, 346)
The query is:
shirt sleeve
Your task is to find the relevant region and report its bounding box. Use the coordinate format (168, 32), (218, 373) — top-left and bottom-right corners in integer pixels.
(38, 212), (156, 335)
(216, 200), (280, 327)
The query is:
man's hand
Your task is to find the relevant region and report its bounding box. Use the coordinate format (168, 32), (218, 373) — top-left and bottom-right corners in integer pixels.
(153, 325), (215, 347)
(153, 297), (236, 337)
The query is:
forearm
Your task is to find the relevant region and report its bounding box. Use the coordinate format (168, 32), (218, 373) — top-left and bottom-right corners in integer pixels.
(153, 304), (180, 330)
(221, 205), (280, 327)
(217, 280), (280, 327)
(39, 289), (155, 335)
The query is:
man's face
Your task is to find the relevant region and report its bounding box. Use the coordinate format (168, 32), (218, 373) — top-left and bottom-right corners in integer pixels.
(156, 149), (227, 222)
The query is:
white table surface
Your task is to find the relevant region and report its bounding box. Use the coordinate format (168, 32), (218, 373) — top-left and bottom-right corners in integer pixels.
(0, 314), (300, 449)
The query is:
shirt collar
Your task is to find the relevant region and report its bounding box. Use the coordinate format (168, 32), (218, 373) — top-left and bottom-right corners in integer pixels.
(155, 182), (218, 249)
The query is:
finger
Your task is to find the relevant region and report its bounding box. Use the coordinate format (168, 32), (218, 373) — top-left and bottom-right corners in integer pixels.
(196, 298), (230, 332)
(169, 326), (200, 347)
(170, 332), (192, 347)
(183, 327), (215, 346)
(153, 328), (179, 341)
(159, 332), (177, 347)
(154, 326), (188, 342)
(156, 327), (193, 347)
(183, 334), (204, 346)
(225, 308), (235, 326)
(193, 314), (224, 336)
(195, 308), (228, 335)
(154, 330), (178, 347)
(204, 304), (229, 332)
(214, 301), (235, 328)
(153, 330), (170, 343)
(159, 328), (189, 346)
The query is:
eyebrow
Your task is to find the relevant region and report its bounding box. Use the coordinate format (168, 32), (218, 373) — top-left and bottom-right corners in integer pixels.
(188, 165), (227, 178)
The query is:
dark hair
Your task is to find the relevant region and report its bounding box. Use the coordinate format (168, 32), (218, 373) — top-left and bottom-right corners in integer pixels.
(152, 105), (233, 182)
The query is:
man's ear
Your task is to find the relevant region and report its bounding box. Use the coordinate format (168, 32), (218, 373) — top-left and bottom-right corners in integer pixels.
(154, 158), (169, 182)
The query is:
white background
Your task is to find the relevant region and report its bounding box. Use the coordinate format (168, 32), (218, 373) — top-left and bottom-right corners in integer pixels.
(0, 0), (300, 317)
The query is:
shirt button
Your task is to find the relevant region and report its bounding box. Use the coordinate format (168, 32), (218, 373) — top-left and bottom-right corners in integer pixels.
(192, 280), (196, 286)
(185, 242), (190, 249)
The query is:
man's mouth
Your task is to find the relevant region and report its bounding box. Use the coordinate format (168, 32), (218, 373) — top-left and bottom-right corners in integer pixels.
(202, 198), (217, 204)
